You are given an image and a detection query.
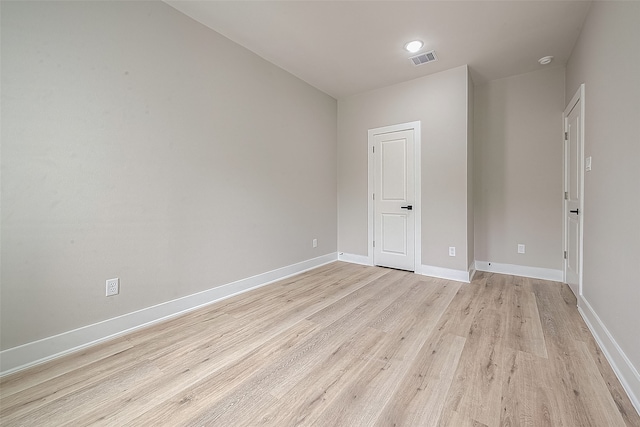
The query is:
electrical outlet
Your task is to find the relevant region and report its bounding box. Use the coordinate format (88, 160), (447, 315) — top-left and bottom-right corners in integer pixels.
(518, 244), (525, 254)
(312, 238), (318, 248)
(106, 278), (119, 296)
(449, 247), (456, 257)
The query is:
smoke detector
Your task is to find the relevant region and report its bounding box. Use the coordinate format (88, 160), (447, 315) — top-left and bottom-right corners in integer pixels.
(538, 56), (554, 65)
(409, 50), (437, 66)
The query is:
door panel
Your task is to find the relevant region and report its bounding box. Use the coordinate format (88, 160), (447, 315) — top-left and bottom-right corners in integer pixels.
(381, 214), (407, 255)
(374, 129), (415, 271)
(567, 215), (579, 278)
(381, 140), (407, 201)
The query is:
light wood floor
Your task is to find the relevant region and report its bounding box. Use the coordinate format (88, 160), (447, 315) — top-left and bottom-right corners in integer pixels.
(1, 262), (638, 426)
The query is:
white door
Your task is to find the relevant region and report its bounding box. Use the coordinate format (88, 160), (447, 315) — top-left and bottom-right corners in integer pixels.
(564, 86), (584, 297)
(373, 129), (415, 271)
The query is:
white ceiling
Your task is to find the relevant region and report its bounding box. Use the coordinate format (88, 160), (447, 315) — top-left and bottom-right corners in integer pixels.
(165, 1), (592, 99)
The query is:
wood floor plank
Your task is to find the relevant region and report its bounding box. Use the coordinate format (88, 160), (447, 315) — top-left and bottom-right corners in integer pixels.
(366, 276), (444, 333)
(0, 344), (149, 421)
(434, 275), (488, 338)
(120, 320), (320, 427)
(74, 320), (320, 427)
(233, 272), (421, 411)
(504, 286), (548, 358)
(1, 262), (637, 427)
(218, 262), (382, 317)
(499, 350), (561, 427)
(375, 331), (466, 426)
(441, 410), (489, 426)
(583, 334), (640, 427)
(571, 339), (628, 426)
(305, 268), (406, 326)
(149, 264), (389, 378)
(545, 339), (627, 427)
(245, 326), (389, 426)
(4, 360), (162, 426)
(309, 276), (460, 426)
(0, 338), (133, 399)
(441, 319), (511, 426)
(124, 268), (408, 426)
(531, 279), (585, 344)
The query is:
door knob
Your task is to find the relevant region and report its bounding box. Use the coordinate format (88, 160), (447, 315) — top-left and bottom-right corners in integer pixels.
(570, 209), (579, 214)
(401, 205), (413, 210)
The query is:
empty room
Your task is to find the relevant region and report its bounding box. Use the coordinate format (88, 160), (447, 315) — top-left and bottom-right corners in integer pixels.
(1, 1), (639, 426)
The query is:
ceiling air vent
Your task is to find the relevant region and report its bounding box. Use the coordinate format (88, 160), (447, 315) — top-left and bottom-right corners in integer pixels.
(409, 50), (437, 66)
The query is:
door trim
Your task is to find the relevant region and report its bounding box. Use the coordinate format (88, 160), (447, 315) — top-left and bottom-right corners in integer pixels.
(367, 121), (421, 269)
(563, 84), (585, 296)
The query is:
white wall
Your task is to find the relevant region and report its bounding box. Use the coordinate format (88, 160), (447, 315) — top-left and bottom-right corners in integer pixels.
(338, 65), (471, 273)
(565, 1), (640, 406)
(0, 1), (337, 351)
(474, 67), (565, 272)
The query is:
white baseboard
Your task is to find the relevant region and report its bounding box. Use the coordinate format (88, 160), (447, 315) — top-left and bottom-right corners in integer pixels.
(468, 262), (477, 282)
(418, 264), (472, 283)
(338, 252), (372, 266)
(337, 253), (472, 283)
(475, 261), (563, 282)
(578, 296), (640, 415)
(0, 253), (338, 377)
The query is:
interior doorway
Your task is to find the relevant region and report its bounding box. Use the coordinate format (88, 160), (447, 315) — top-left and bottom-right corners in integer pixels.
(368, 121), (421, 271)
(563, 84), (585, 297)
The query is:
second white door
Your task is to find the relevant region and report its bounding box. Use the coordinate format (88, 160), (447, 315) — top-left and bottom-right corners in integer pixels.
(373, 129), (415, 271)
(564, 87), (584, 296)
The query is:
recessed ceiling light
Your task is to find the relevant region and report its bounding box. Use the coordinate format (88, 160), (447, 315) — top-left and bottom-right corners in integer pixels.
(538, 56), (554, 65)
(405, 40), (424, 53)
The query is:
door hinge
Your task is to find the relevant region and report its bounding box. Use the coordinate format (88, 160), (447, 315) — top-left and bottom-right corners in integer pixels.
(564, 191), (568, 200)
(564, 250), (567, 259)
(372, 193), (375, 200)
(564, 131), (568, 141)
(373, 240), (375, 248)
(372, 146), (375, 153)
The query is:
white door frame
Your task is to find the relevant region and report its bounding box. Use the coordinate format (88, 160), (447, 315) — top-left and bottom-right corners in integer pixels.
(563, 84), (585, 296)
(367, 121), (421, 269)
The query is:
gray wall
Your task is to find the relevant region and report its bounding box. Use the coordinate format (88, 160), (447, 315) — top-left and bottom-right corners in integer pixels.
(565, 1), (640, 374)
(1, 1), (337, 350)
(337, 65), (471, 271)
(474, 67), (565, 269)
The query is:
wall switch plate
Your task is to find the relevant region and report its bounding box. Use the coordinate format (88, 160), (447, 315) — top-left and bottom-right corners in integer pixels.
(106, 278), (119, 296)
(312, 238), (318, 248)
(518, 244), (525, 254)
(449, 247), (456, 257)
